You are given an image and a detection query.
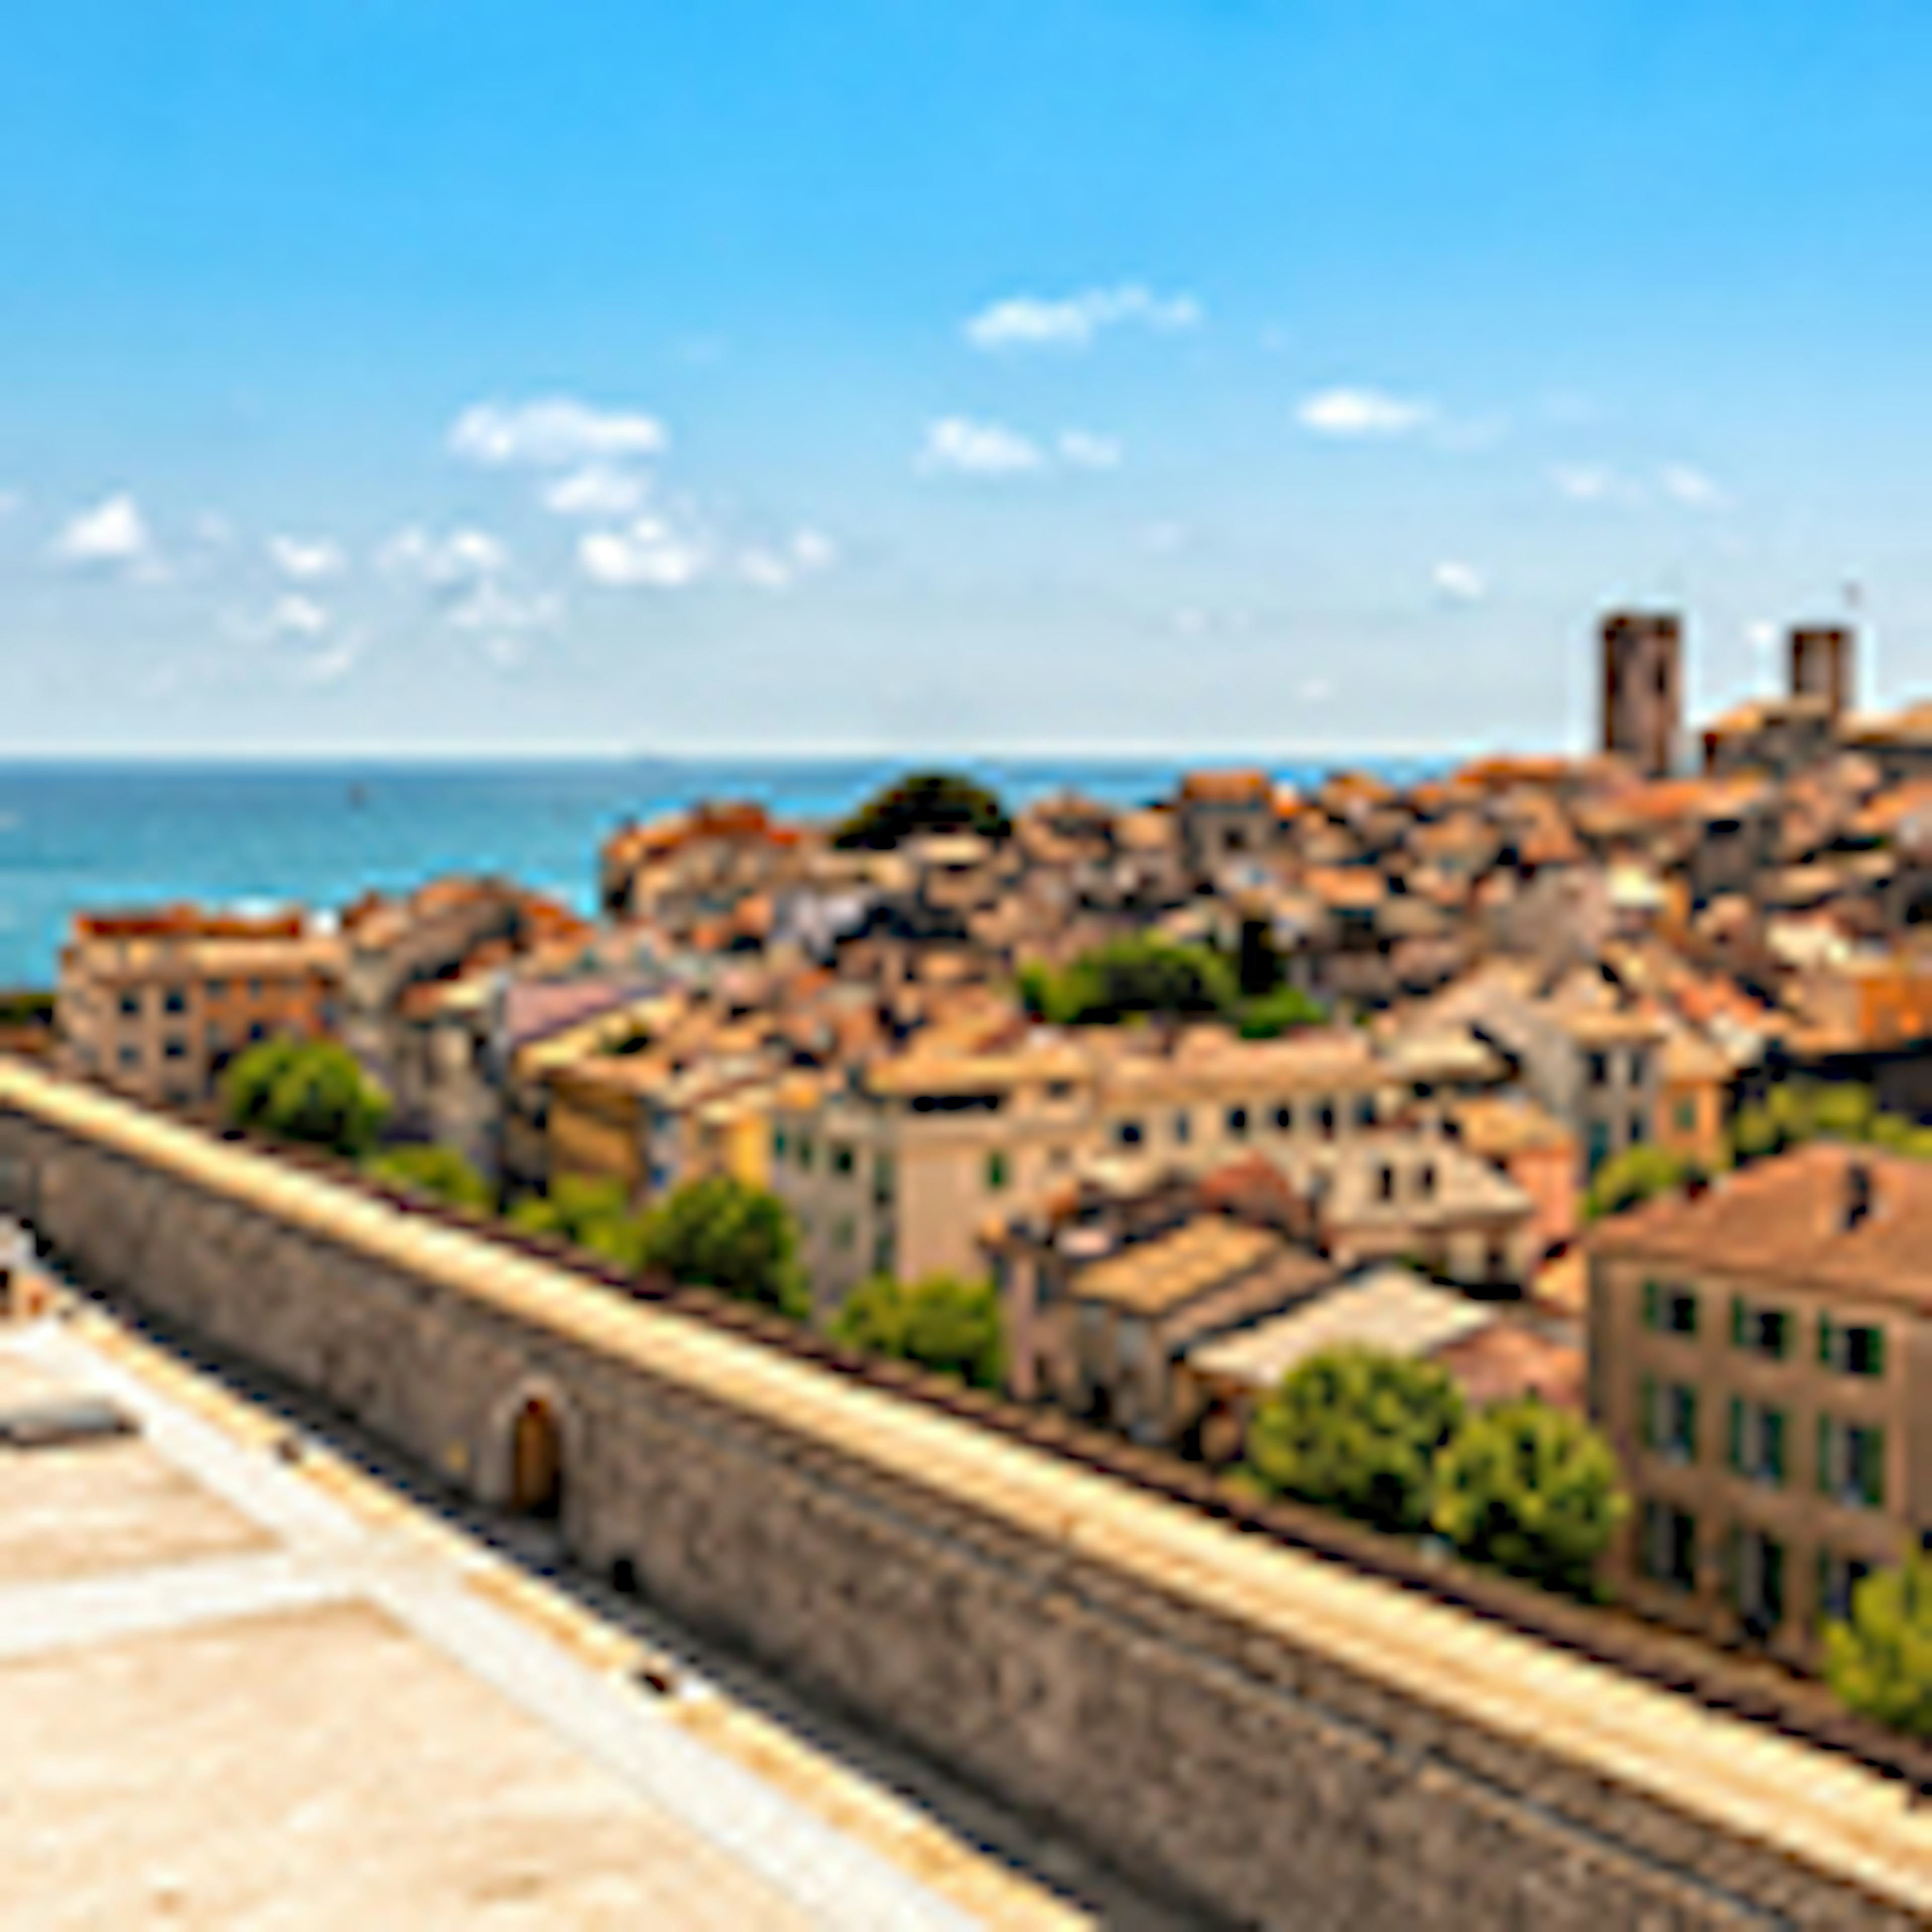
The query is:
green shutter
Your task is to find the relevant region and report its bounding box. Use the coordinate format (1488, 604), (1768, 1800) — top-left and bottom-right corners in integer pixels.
(1766, 1409), (1786, 1486)
(1869, 1326), (1886, 1379)
(1640, 1375), (1657, 1451)
(1818, 1414), (1833, 1496)
(1728, 1395), (1743, 1472)
(1644, 1279), (1660, 1331)
(1684, 1290), (1699, 1338)
(1731, 1296), (1746, 1348)
(1683, 1387), (1699, 1462)
(1764, 1538), (1785, 1622)
(1860, 1427), (1885, 1509)
(1818, 1314), (1834, 1369)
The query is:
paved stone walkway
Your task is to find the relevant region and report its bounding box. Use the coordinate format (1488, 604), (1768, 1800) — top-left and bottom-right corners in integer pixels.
(1, 1318), (1043, 1930)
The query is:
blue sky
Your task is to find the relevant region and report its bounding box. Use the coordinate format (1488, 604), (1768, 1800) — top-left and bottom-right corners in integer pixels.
(5, 1), (1932, 757)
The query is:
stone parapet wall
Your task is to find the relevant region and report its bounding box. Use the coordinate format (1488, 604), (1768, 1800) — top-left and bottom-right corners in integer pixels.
(2, 1062), (1928, 1930)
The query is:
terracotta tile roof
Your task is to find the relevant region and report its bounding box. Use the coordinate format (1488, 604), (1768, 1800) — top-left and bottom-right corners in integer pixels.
(1431, 1323), (1584, 1412)
(1588, 1143), (1932, 1310)
(1178, 768), (1272, 804)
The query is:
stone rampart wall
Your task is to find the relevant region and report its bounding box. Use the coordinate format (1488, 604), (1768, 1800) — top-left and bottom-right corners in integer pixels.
(2, 1076), (1925, 1930)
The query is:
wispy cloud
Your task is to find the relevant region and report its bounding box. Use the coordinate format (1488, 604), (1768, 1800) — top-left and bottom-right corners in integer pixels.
(1659, 463), (1728, 509)
(1432, 559), (1487, 604)
(1550, 463), (1618, 502)
(267, 592), (330, 638)
(1057, 429), (1123, 471)
(376, 525), (507, 588)
(1297, 388), (1433, 438)
(917, 418), (1125, 478)
(735, 528), (839, 592)
(53, 493), (159, 575)
(540, 464), (651, 518)
(964, 284), (1202, 352)
(291, 632), (365, 686)
(449, 396), (668, 467)
(918, 417), (1046, 477)
(578, 516), (709, 588)
(267, 533), (346, 582)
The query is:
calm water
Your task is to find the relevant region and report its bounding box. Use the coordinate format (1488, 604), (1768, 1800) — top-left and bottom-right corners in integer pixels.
(0, 756), (1442, 988)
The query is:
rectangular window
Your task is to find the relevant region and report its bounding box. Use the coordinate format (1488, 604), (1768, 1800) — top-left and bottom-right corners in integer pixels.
(207, 979), (229, 1000)
(1732, 1528), (1785, 1636)
(1271, 1102), (1293, 1133)
(797, 1134), (815, 1171)
(1172, 1109), (1191, 1145)
(1819, 1316), (1886, 1379)
(1640, 1498), (1698, 1592)
(1226, 1106), (1249, 1138)
(1640, 1377), (1698, 1462)
(1377, 1163), (1395, 1203)
(1818, 1549), (1873, 1625)
(772, 1128), (788, 1161)
(1628, 1047), (1650, 1088)
(1587, 1119), (1612, 1175)
(118, 992), (141, 1019)
(1728, 1396), (1786, 1487)
(872, 1154), (895, 1203)
(1817, 1416), (1886, 1510)
(1586, 1051), (1608, 1087)
(832, 1144), (855, 1176)
(1731, 1296), (1790, 1359)
(1355, 1094), (1377, 1129)
(1642, 1279), (1699, 1336)
(163, 1036), (188, 1061)
(163, 988), (187, 1016)
(1114, 1118), (1144, 1148)
(986, 1151), (1008, 1191)
(117, 1043), (140, 1069)
(1674, 1097), (1697, 1135)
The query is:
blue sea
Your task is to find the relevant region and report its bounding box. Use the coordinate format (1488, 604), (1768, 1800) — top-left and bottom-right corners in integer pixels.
(0, 756), (1442, 988)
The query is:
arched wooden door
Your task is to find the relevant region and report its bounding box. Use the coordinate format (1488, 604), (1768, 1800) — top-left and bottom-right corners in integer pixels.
(509, 1397), (564, 1518)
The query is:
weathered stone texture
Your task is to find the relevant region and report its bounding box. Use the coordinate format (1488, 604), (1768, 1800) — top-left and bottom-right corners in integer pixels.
(1, 1103), (1922, 1931)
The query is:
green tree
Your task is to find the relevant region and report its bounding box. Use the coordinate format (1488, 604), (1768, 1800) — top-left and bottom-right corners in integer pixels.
(1729, 1100), (1780, 1165)
(1246, 1347), (1467, 1535)
(510, 1174), (646, 1270)
(1235, 983), (1329, 1040)
(638, 1173), (809, 1318)
(222, 1038), (389, 1158)
(831, 1272), (1004, 1389)
(1810, 1082), (1876, 1143)
(832, 771), (1011, 849)
(1768, 1081), (1818, 1148)
(364, 1143), (492, 1213)
(1429, 1399), (1628, 1597)
(1823, 1554), (1932, 1740)
(1584, 1143), (1693, 1221)
(1024, 935), (1238, 1027)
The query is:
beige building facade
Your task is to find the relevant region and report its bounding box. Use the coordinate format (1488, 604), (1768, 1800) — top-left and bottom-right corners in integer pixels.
(1588, 1145), (1932, 1667)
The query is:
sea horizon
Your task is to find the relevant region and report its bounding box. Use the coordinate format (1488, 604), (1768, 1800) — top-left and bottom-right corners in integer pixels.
(0, 749), (1467, 988)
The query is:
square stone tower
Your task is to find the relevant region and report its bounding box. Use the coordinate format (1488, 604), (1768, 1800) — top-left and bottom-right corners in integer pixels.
(1600, 610), (1682, 779)
(1789, 624), (1855, 720)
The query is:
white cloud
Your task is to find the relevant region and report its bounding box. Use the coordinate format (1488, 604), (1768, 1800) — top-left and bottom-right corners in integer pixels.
(449, 396), (668, 468)
(789, 528), (836, 573)
(1551, 463), (1617, 502)
(267, 533), (346, 582)
(291, 635), (363, 686)
(917, 417), (1046, 478)
(541, 464), (651, 518)
(377, 525), (507, 588)
(1432, 559), (1487, 604)
(1057, 429), (1124, 471)
(578, 516), (709, 588)
(1297, 388), (1433, 437)
(54, 493), (155, 572)
(1746, 618), (1779, 653)
(1660, 463), (1727, 509)
(267, 593), (330, 638)
(964, 284), (1202, 351)
(1301, 677), (1334, 703)
(444, 579), (562, 635)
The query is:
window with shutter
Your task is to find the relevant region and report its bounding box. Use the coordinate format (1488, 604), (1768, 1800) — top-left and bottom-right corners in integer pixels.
(1727, 1395), (1743, 1472)
(1644, 1279), (1660, 1330)
(1859, 1427), (1885, 1509)
(1765, 1408), (1785, 1485)
(1640, 1375), (1657, 1451)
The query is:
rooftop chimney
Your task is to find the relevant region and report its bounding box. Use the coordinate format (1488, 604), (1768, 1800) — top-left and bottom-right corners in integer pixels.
(1842, 1158), (1875, 1233)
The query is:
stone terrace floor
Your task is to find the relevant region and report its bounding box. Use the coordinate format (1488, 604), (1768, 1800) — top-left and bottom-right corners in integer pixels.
(0, 1303), (1115, 1932)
